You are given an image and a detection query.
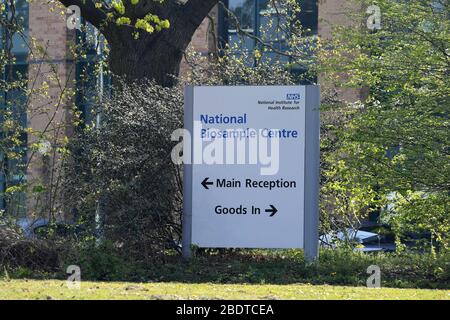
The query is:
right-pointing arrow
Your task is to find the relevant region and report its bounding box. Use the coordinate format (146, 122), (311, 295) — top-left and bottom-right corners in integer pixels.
(265, 205), (278, 217)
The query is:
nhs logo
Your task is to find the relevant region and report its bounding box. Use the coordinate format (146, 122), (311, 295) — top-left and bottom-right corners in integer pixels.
(286, 93), (301, 101)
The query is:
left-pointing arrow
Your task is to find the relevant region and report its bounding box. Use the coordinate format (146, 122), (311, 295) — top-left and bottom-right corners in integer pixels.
(201, 177), (214, 189)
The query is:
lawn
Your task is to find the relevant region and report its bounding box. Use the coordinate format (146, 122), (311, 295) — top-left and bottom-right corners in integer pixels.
(0, 280), (448, 300)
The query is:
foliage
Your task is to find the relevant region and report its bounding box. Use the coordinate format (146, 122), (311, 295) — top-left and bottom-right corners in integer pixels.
(317, 0), (449, 250)
(0, 0), (448, 281)
(63, 240), (147, 281)
(1, 0), (80, 219)
(53, 0), (171, 39)
(1, 0), (320, 262)
(0, 221), (61, 272)
(61, 79), (184, 258)
(57, 0), (318, 260)
(2, 248), (449, 290)
(101, 0), (170, 39)
(384, 191), (450, 251)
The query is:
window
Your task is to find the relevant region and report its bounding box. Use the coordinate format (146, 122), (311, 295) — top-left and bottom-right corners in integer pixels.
(219, 0), (318, 69)
(0, 1), (29, 215)
(227, 0), (257, 52)
(75, 21), (110, 126)
(0, 0), (29, 62)
(296, 0), (318, 35)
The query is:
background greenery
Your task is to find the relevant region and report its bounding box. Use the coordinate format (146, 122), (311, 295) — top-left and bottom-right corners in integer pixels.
(2, 248), (449, 289)
(0, 0), (448, 289)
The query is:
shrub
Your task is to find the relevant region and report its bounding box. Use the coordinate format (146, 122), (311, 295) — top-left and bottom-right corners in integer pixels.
(61, 79), (184, 260)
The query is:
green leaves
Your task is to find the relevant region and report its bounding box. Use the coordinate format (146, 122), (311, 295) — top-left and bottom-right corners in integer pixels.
(109, 0), (170, 39)
(112, 0), (126, 15)
(318, 0), (449, 250)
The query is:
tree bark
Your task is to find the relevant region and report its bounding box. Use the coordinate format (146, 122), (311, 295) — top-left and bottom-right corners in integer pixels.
(108, 34), (184, 87)
(107, 17), (196, 87)
(60, 0), (219, 87)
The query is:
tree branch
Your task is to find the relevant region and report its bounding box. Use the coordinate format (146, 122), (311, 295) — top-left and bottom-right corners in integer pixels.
(58, 0), (108, 30)
(182, 0), (219, 27)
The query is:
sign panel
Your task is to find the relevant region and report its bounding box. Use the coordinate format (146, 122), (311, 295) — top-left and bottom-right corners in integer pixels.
(183, 86), (319, 253)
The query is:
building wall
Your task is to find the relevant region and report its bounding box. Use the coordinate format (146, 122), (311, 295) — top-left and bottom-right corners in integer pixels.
(27, 1), (74, 216)
(318, 0), (362, 102)
(180, 7), (218, 76)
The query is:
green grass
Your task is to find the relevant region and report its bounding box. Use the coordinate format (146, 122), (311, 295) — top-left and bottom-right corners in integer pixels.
(53, 247), (450, 289)
(3, 248), (450, 290)
(2, 247), (449, 292)
(0, 280), (448, 300)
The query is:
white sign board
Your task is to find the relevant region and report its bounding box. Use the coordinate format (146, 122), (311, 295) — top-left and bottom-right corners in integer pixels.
(183, 86), (320, 255)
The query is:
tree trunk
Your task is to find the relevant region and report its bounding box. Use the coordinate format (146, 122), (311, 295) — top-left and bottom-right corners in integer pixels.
(108, 31), (187, 87)
(60, 0), (219, 87)
(105, 5), (217, 87)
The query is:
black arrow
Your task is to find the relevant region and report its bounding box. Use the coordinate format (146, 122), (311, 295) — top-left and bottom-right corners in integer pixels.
(265, 205), (278, 217)
(201, 177), (214, 189)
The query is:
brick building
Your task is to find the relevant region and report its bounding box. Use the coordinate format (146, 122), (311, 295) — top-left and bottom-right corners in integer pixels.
(1, 0), (356, 216)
